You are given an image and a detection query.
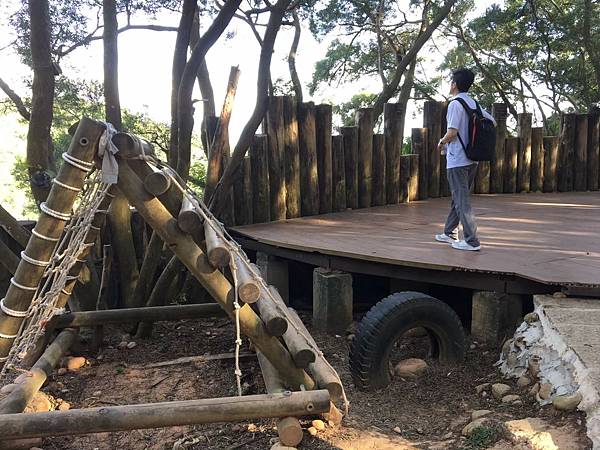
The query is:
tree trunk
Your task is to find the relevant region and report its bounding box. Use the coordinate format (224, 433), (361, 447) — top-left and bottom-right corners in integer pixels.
(209, 0), (293, 216)
(104, 0), (139, 309)
(26, 0), (56, 205)
(288, 11), (303, 103)
(169, 0), (197, 168)
(176, 0), (243, 181)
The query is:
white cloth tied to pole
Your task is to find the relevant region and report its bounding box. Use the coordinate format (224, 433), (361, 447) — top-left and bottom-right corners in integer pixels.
(98, 122), (119, 184)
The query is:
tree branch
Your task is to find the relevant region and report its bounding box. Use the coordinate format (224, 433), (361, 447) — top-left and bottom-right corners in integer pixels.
(0, 77), (30, 121)
(288, 10), (303, 102)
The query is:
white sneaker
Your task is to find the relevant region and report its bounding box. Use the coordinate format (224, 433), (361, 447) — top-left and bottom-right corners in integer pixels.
(435, 234), (457, 244)
(451, 240), (481, 251)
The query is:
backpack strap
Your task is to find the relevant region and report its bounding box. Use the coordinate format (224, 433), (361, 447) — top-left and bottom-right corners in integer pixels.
(450, 97), (474, 152)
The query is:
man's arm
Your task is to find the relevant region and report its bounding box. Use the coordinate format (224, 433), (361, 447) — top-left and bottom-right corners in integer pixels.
(437, 128), (458, 153)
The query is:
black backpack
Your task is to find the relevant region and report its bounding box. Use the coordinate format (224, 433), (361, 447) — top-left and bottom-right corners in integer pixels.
(452, 97), (497, 161)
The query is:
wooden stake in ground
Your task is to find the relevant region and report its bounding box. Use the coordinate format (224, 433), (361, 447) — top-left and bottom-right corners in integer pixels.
(490, 103), (507, 193)
(250, 135), (270, 223)
(384, 103), (401, 204)
(574, 113), (588, 191)
(266, 95), (286, 221)
(587, 114), (600, 191)
(504, 137), (518, 193)
(341, 126), (358, 209)
(558, 113), (576, 192)
(316, 104), (333, 214)
(331, 135), (346, 212)
(356, 107), (374, 208)
(543, 136), (559, 192)
(424, 101), (441, 198)
(283, 96), (301, 219)
(412, 128), (428, 200)
(371, 134), (386, 206)
(530, 127), (544, 192)
(298, 102), (319, 216)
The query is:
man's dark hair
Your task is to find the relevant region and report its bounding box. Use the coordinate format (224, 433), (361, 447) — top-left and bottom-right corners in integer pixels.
(452, 68), (475, 92)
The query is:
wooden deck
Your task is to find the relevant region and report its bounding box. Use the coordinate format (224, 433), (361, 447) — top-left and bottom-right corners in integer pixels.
(232, 192), (600, 289)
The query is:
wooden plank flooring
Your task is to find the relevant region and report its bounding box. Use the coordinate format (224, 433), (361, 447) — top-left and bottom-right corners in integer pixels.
(232, 192), (600, 287)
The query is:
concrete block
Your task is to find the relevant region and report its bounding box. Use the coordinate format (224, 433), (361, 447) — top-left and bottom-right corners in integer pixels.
(313, 268), (352, 334)
(257, 252), (289, 304)
(472, 291), (524, 343)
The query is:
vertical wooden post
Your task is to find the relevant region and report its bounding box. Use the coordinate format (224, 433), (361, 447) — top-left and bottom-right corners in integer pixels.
(250, 135), (270, 223)
(574, 113), (588, 191)
(475, 162), (490, 194)
(490, 103), (507, 193)
(283, 96), (301, 219)
(504, 137), (518, 193)
(517, 113), (532, 192)
(298, 102), (319, 216)
(315, 104), (333, 214)
(233, 156), (253, 225)
(542, 136), (559, 193)
(384, 103), (400, 204)
(412, 128), (429, 200)
(331, 135), (346, 212)
(371, 134), (386, 206)
(0, 118), (105, 359)
(356, 108), (374, 208)
(423, 101), (442, 198)
(399, 154), (411, 203)
(439, 102), (450, 197)
(266, 96), (286, 221)
(408, 154), (419, 201)
(530, 127), (544, 192)
(558, 113), (576, 192)
(341, 126), (358, 209)
(588, 114), (600, 191)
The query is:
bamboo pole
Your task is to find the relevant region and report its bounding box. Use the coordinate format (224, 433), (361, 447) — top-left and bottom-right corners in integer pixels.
(0, 329), (76, 414)
(407, 154), (419, 202)
(530, 127), (544, 192)
(232, 256), (260, 303)
(543, 136), (559, 193)
(116, 161), (314, 390)
(412, 128), (429, 200)
(298, 102), (319, 216)
(287, 308), (343, 402)
(371, 134), (385, 206)
(0, 118), (105, 360)
(250, 134), (270, 223)
(588, 114), (600, 191)
(283, 96), (301, 219)
(0, 391), (330, 439)
(316, 104), (333, 214)
(574, 113), (588, 191)
(517, 113), (532, 192)
(424, 101), (442, 198)
(331, 135), (346, 212)
(384, 103), (401, 204)
(255, 286), (288, 337)
(356, 108), (374, 208)
(341, 126), (358, 209)
(267, 96), (286, 221)
(558, 113), (576, 192)
(50, 304), (225, 328)
(178, 196), (203, 235)
(490, 103), (508, 193)
(257, 351), (304, 447)
(233, 156), (253, 225)
(504, 137), (519, 193)
(204, 219), (231, 268)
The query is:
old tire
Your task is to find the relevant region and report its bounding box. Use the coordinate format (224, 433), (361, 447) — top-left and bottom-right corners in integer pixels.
(349, 291), (466, 391)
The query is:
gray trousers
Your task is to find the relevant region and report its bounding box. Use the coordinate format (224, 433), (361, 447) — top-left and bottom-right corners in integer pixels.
(444, 163), (480, 246)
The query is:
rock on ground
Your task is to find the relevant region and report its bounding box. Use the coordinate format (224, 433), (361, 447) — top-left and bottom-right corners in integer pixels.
(471, 410), (492, 421)
(505, 417), (587, 450)
(502, 394), (521, 403)
(24, 391), (52, 413)
(66, 356), (86, 371)
(311, 420), (325, 431)
(552, 392), (582, 411)
(492, 383), (511, 399)
(462, 418), (489, 437)
(394, 358), (428, 379)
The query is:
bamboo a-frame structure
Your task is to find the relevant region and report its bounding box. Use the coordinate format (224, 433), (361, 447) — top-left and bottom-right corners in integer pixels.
(0, 119), (344, 446)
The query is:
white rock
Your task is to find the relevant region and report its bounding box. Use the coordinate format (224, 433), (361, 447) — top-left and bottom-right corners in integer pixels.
(502, 394), (520, 403)
(517, 376), (531, 388)
(126, 341), (137, 349)
(393, 426), (401, 434)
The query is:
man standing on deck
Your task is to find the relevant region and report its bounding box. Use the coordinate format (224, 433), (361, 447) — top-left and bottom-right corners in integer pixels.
(435, 68), (495, 251)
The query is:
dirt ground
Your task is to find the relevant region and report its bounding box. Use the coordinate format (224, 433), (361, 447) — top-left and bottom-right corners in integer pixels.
(38, 312), (591, 450)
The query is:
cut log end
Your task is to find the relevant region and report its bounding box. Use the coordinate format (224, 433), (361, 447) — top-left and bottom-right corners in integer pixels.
(178, 210), (202, 235)
(208, 248), (231, 268)
(239, 282), (260, 304)
(265, 316), (288, 337)
(292, 349), (316, 369)
(144, 171), (171, 196)
(277, 416), (304, 447)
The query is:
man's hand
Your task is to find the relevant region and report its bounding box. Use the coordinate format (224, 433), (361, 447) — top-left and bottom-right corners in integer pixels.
(438, 140), (446, 155)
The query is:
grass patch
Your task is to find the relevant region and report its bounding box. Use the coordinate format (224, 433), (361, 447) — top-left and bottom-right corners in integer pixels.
(461, 425), (501, 449)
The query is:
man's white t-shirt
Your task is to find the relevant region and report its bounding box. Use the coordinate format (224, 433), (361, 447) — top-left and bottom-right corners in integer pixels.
(446, 92), (496, 169)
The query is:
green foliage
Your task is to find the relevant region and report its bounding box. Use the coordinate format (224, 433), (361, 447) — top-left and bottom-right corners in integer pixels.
(333, 92), (378, 128)
(10, 156), (38, 217)
(461, 425), (500, 450)
(188, 155), (207, 196)
(272, 78), (295, 96)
